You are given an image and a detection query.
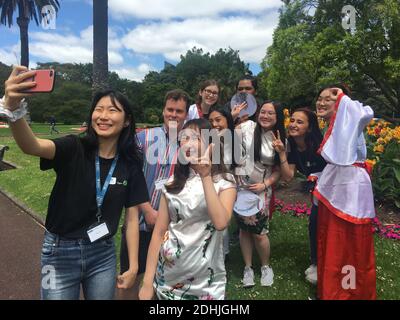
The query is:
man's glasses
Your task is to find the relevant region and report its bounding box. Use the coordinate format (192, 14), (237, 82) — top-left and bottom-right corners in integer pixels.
(237, 86), (254, 91)
(203, 89), (219, 96)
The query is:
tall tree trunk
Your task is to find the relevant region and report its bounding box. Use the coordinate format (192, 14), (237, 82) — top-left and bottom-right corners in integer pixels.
(17, 16), (29, 67)
(93, 0), (109, 93)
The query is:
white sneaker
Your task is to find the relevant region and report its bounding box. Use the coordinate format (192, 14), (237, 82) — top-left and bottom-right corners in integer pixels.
(304, 264), (317, 276)
(305, 268), (317, 285)
(242, 266), (255, 288)
(260, 265), (274, 287)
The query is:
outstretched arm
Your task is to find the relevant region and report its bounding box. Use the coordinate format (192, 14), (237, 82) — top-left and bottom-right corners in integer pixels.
(3, 66), (55, 159)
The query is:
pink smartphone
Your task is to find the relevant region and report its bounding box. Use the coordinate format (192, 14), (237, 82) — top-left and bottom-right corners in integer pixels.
(22, 69), (55, 93)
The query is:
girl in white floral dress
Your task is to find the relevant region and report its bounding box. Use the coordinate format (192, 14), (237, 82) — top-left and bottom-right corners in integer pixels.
(139, 119), (237, 300)
(234, 101), (285, 288)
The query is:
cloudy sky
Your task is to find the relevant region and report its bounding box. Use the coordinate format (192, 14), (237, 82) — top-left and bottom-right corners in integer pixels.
(0, 0), (282, 82)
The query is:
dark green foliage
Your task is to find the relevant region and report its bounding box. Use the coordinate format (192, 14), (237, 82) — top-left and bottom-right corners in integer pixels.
(262, 0), (400, 117)
(0, 47), (251, 123)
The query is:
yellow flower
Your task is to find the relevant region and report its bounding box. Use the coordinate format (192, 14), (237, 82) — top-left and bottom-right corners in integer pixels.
(283, 108), (290, 117)
(373, 144), (385, 153)
(377, 138), (385, 145)
(393, 127), (400, 141)
(365, 159), (377, 167)
(380, 127), (389, 137)
(365, 159), (377, 172)
(383, 137), (392, 144)
(319, 118), (327, 130)
(284, 117), (290, 129)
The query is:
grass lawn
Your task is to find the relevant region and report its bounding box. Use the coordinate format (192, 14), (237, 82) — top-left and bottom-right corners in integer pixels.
(1, 124), (399, 300)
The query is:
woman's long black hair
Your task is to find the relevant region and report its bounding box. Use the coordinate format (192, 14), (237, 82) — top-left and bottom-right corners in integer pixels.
(253, 100), (286, 165)
(208, 104), (239, 170)
(288, 107), (323, 154)
(165, 118), (234, 194)
(81, 89), (142, 165)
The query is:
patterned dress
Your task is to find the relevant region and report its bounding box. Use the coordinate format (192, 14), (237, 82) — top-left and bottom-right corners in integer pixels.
(234, 120), (275, 235)
(154, 171), (236, 300)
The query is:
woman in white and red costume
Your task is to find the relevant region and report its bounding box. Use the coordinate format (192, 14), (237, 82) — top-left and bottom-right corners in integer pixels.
(314, 85), (376, 300)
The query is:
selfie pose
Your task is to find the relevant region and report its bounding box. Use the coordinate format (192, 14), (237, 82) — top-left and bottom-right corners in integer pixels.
(139, 119), (237, 300)
(1, 66), (149, 300)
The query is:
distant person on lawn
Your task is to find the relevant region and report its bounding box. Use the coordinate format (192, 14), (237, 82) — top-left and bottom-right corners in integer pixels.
(49, 115), (59, 134)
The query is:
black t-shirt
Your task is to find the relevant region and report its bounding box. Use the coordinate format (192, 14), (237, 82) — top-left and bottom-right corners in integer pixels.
(40, 135), (149, 239)
(287, 141), (327, 177)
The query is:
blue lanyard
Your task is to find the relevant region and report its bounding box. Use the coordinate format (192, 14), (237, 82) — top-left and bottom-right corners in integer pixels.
(95, 153), (119, 222)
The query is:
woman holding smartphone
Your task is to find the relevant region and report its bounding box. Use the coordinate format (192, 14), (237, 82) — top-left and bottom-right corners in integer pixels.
(1, 66), (149, 300)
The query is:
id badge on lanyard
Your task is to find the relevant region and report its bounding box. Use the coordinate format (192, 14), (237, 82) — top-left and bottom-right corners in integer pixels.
(87, 153), (119, 242)
(87, 220), (110, 243)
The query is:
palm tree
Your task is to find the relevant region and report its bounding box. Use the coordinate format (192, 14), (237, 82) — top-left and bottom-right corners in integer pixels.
(0, 0), (60, 67)
(92, 0), (108, 92)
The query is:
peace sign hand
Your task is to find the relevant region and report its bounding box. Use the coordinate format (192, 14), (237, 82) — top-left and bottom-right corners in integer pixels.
(271, 130), (285, 154)
(231, 102), (248, 120)
(190, 143), (214, 178)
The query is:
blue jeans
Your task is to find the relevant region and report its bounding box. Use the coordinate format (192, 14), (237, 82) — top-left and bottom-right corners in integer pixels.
(40, 230), (117, 300)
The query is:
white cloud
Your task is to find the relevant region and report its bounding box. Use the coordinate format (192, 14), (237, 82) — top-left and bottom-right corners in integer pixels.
(28, 26), (124, 65)
(122, 13), (278, 64)
(1, 1), (282, 79)
(109, 0), (281, 20)
(112, 63), (155, 82)
(0, 47), (20, 66)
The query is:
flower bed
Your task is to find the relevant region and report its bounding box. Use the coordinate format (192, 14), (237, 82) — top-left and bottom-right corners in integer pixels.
(365, 119), (400, 209)
(275, 198), (400, 240)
